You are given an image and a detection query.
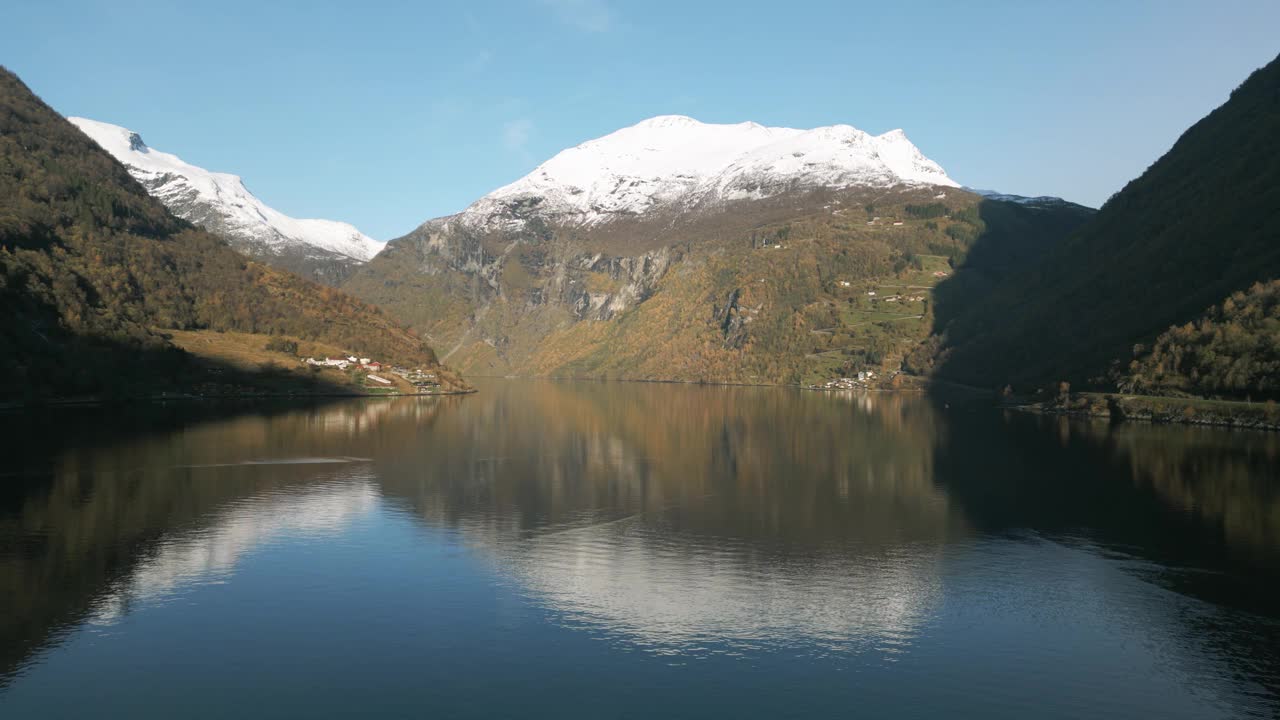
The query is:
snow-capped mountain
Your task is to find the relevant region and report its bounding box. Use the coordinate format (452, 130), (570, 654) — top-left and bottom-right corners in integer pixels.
(69, 117), (382, 283)
(461, 115), (958, 229)
(348, 112), (1096, 382)
(965, 187), (1077, 207)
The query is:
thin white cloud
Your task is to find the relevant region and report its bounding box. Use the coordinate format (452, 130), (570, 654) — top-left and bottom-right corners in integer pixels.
(539, 0), (613, 32)
(424, 97), (470, 131)
(503, 119), (534, 155)
(464, 49), (493, 74)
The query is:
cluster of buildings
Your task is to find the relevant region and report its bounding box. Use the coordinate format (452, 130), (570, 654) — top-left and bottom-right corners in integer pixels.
(304, 356), (385, 372)
(880, 294), (926, 303)
(301, 355), (442, 391)
(813, 370), (878, 391)
(293, 348), (448, 389)
(401, 369), (439, 387)
(864, 216), (906, 227)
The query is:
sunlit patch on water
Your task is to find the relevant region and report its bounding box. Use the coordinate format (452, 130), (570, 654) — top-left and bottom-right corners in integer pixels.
(175, 456), (372, 468)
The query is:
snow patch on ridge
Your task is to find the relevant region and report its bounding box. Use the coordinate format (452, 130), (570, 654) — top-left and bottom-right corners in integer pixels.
(965, 187), (1078, 207)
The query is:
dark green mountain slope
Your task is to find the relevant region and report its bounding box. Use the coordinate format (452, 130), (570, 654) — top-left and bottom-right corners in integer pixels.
(932, 53), (1280, 393)
(0, 67), (460, 399)
(1121, 279), (1280, 399)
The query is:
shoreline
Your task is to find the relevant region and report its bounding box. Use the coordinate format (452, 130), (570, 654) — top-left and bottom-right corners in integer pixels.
(469, 374), (1278, 431)
(0, 387), (477, 412)
(9, 374), (1274, 432)
(1002, 392), (1280, 432)
(466, 373), (947, 393)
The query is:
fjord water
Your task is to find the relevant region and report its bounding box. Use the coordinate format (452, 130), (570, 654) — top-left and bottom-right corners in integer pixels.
(1, 381), (1277, 719)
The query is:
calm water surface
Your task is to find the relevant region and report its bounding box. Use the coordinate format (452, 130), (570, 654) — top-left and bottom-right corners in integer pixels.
(1, 379), (1278, 718)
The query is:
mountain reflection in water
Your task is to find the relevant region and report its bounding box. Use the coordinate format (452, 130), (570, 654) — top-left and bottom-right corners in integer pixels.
(373, 383), (961, 656)
(1, 380), (1277, 719)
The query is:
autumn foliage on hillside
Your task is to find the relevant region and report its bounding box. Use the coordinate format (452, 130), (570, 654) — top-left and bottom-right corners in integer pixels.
(1121, 280), (1280, 400)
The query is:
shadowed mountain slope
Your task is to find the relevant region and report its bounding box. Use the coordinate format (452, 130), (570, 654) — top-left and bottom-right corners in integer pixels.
(930, 53), (1280, 395)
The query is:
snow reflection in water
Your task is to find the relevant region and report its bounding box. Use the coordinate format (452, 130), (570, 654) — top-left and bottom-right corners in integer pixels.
(88, 475), (379, 625)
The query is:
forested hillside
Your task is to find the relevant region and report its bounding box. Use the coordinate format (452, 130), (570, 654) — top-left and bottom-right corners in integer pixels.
(346, 186), (1092, 385)
(1121, 280), (1280, 400)
(930, 53), (1280, 393)
(0, 67), (459, 400)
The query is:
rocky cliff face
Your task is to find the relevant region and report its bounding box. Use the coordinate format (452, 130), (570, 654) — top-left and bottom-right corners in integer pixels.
(345, 211), (685, 372)
(569, 248), (676, 320)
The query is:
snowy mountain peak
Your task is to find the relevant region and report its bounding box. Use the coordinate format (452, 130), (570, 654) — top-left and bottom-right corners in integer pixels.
(69, 117), (383, 265)
(461, 115), (958, 228)
(633, 114), (703, 129)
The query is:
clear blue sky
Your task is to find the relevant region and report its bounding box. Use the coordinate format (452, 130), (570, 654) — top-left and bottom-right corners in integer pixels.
(6, 0), (1279, 240)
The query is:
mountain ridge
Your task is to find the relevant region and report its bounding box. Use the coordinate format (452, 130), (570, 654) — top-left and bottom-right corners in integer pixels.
(68, 116), (382, 285)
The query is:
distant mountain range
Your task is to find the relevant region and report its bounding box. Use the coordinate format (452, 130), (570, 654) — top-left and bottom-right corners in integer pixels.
(6, 50), (1277, 402)
(965, 188), (1081, 207)
(68, 117), (382, 285)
